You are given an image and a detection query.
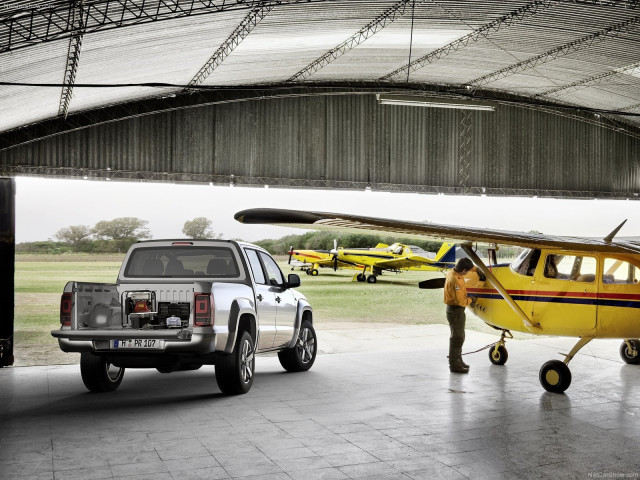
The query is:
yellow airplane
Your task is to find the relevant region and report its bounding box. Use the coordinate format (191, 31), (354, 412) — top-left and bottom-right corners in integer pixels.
(287, 240), (353, 276)
(235, 208), (640, 393)
(288, 241), (456, 282)
(332, 242), (456, 283)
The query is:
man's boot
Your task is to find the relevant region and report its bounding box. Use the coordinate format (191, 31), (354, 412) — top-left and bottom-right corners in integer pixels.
(449, 361), (469, 374)
(460, 357), (470, 369)
(449, 354), (469, 374)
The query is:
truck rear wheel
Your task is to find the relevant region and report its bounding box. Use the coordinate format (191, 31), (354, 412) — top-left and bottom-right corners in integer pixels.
(80, 352), (124, 393)
(278, 320), (317, 372)
(216, 330), (254, 395)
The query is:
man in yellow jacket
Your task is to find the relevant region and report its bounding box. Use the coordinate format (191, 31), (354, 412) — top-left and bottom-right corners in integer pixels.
(444, 257), (476, 374)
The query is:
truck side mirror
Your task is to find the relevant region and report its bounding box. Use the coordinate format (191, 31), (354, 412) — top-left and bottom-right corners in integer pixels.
(286, 274), (301, 289)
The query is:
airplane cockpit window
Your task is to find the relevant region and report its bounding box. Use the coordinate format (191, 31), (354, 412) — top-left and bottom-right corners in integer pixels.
(544, 254), (561, 278)
(511, 248), (541, 276)
(545, 254), (597, 282)
(603, 258), (640, 285)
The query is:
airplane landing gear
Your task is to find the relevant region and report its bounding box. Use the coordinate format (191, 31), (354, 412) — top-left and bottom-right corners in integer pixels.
(356, 273), (366, 282)
(489, 344), (508, 365)
(366, 275), (377, 284)
(620, 339), (640, 365)
(489, 330), (512, 365)
(539, 360), (572, 393)
(539, 336), (593, 393)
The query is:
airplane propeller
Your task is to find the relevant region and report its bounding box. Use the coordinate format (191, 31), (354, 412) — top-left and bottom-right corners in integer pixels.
(330, 239), (338, 271)
(419, 277), (446, 289)
(288, 245), (294, 265)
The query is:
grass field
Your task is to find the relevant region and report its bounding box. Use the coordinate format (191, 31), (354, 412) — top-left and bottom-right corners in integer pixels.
(13, 254), (498, 366)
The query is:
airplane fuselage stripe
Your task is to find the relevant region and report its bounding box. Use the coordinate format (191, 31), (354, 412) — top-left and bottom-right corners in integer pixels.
(467, 288), (640, 308)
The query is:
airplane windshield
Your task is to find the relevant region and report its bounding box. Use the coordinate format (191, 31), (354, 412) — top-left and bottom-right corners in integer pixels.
(511, 248), (541, 276)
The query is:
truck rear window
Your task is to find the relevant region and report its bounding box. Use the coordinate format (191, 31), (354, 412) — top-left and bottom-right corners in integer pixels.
(124, 246), (240, 278)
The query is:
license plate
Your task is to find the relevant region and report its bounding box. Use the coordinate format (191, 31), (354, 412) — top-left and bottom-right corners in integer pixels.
(111, 339), (164, 349)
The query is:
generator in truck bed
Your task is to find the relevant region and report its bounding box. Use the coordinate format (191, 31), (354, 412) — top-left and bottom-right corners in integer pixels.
(52, 239), (316, 395)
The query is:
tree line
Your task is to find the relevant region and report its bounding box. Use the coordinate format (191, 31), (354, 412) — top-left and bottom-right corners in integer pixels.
(17, 217), (219, 254)
(18, 217), (522, 259)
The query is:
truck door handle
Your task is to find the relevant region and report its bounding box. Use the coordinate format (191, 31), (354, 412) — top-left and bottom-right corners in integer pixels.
(257, 294), (263, 301)
(275, 296), (281, 303)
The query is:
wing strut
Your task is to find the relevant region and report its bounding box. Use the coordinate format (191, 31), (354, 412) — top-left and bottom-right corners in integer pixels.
(460, 244), (542, 334)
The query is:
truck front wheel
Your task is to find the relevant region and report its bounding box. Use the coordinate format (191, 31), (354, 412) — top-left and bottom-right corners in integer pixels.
(216, 330), (255, 395)
(80, 353), (124, 393)
(278, 320), (317, 372)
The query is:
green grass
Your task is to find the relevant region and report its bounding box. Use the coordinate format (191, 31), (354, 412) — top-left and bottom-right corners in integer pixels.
(14, 254), (125, 365)
(13, 254), (498, 366)
(288, 264), (497, 334)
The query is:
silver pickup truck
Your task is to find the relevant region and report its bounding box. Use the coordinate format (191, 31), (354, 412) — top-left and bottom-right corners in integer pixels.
(51, 239), (316, 395)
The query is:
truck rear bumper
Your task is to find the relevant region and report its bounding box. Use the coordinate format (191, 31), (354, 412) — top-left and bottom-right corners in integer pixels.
(52, 329), (217, 354)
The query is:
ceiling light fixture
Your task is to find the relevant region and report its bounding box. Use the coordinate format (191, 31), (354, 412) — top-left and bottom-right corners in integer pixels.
(376, 94), (495, 112)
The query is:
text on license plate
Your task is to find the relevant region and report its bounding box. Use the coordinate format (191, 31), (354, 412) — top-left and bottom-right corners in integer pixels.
(111, 339), (164, 349)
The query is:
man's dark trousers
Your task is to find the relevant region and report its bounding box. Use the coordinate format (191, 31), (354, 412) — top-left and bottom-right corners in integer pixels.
(446, 305), (466, 366)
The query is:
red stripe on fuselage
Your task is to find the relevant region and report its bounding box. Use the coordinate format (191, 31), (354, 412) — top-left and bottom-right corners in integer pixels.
(467, 287), (640, 301)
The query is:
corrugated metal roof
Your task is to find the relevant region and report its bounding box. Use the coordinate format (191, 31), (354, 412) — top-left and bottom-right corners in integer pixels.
(1, 0), (640, 134)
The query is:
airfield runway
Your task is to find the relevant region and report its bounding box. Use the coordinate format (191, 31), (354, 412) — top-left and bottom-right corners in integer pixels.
(1, 323), (639, 479)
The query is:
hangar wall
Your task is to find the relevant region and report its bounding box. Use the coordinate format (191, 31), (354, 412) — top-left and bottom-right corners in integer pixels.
(1, 94), (638, 198)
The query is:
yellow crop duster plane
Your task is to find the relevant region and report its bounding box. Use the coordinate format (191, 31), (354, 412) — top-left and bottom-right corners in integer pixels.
(289, 241), (456, 283)
(332, 242), (456, 283)
(235, 208), (640, 393)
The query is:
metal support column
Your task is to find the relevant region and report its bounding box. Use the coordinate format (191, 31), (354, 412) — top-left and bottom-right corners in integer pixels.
(457, 110), (472, 194)
(0, 177), (15, 366)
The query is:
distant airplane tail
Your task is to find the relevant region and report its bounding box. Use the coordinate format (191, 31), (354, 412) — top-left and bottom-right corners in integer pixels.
(435, 242), (457, 265)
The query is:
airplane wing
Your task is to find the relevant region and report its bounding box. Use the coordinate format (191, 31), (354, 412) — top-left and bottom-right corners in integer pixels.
(372, 256), (450, 270)
(235, 208), (640, 255)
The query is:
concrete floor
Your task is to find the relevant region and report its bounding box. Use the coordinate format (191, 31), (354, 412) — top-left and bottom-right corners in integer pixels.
(1, 324), (640, 480)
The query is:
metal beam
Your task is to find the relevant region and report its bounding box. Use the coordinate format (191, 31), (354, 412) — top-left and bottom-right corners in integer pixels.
(58, 0), (86, 118)
(2, 165), (639, 200)
(288, 0), (414, 82)
(0, 178), (15, 367)
(461, 244), (542, 334)
(380, 0), (554, 81)
(536, 61), (640, 98)
(2, 82), (640, 154)
(457, 110), (472, 193)
(187, 4), (275, 88)
(0, 0), (330, 54)
(468, 15), (640, 87)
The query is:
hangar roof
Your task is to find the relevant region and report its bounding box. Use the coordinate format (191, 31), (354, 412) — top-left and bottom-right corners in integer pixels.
(1, 0), (640, 137)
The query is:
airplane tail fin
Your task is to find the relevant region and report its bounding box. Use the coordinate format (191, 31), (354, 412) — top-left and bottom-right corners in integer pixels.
(435, 242), (457, 265)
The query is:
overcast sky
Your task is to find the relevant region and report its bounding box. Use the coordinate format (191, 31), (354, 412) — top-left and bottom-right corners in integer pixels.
(14, 176), (640, 244)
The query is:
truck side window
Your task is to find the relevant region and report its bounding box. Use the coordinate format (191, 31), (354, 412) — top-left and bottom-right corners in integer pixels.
(245, 249), (267, 285)
(603, 258), (640, 285)
(259, 252), (285, 287)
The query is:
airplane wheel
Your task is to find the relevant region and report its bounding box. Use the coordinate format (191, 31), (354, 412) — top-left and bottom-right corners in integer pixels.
(620, 339), (640, 365)
(539, 360), (571, 393)
(488, 344), (508, 365)
(366, 275), (377, 284)
(310, 269), (319, 276)
(356, 274), (366, 282)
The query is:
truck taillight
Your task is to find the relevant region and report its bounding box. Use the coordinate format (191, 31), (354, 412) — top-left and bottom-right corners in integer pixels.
(194, 293), (214, 327)
(60, 292), (72, 326)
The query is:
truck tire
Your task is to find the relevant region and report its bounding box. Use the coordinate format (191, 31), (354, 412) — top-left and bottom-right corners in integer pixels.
(215, 330), (254, 395)
(278, 320), (317, 372)
(80, 352), (124, 393)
